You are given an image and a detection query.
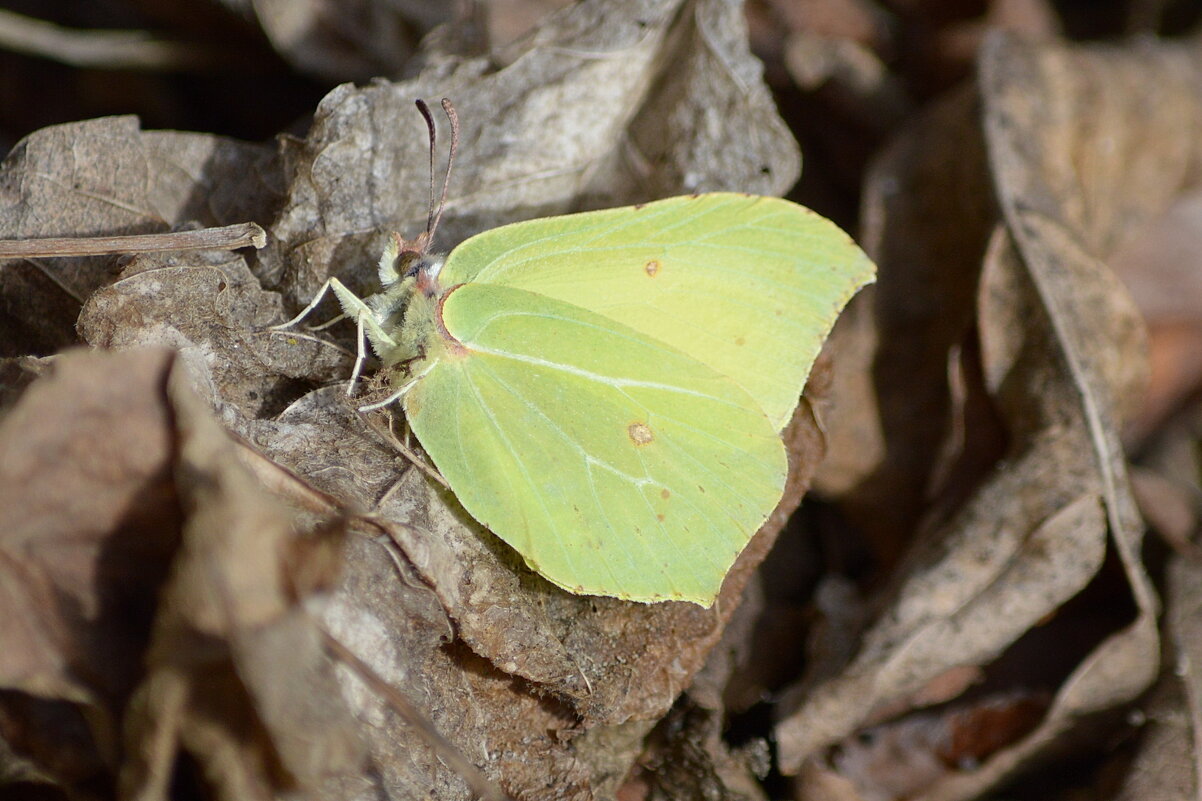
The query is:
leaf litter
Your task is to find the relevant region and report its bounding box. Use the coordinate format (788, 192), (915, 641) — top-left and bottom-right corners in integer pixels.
(2, 1), (1202, 800)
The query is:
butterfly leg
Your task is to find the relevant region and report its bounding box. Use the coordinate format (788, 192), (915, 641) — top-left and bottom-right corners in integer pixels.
(347, 309), (369, 395)
(270, 278), (338, 331)
(272, 277), (402, 397)
(357, 357), (436, 412)
(329, 279), (396, 347)
(307, 311), (350, 332)
(320, 279), (403, 398)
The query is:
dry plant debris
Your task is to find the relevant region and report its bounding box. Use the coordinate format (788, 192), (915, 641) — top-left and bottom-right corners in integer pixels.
(2, 1), (1202, 800)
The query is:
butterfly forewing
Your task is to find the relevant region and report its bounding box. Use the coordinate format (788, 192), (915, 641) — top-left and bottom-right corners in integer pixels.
(438, 193), (875, 430)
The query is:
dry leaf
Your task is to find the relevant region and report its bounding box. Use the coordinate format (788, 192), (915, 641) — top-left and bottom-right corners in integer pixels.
(775, 31), (1186, 800)
(0, 349), (181, 794)
(0, 348), (362, 801)
(0, 115), (280, 357)
(120, 360), (361, 801)
(1110, 553), (1202, 800)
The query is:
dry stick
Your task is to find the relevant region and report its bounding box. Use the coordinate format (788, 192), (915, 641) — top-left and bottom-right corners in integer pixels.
(0, 9), (234, 71)
(0, 223), (266, 259)
(382, 412), (450, 490)
(319, 630), (515, 801)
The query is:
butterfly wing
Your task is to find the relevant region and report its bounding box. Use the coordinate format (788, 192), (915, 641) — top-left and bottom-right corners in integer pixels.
(403, 283), (785, 605)
(438, 193), (875, 430)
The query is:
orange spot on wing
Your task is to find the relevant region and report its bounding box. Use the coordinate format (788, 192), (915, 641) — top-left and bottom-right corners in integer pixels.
(644, 260), (661, 277)
(627, 422), (654, 446)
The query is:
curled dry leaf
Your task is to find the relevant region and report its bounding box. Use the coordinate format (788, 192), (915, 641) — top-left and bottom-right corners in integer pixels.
(120, 357), (362, 801)
(776, 31), (1185, 798)
(0, 115), (279, 357)
(0, 348), (361, 801)
(0, 349), (181, 794)
(1108, 553), (1202, 800)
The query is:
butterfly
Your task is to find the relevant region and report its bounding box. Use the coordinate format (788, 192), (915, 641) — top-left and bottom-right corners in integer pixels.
(276, 99), (875, 605)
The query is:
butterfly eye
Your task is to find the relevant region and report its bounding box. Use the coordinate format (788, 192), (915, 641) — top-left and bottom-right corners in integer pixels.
(401, 252), (443, 279)
(400, 253), (421, 279)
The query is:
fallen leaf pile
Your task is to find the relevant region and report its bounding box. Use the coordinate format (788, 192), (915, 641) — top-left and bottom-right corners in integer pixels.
(2, 1), (1202, 800)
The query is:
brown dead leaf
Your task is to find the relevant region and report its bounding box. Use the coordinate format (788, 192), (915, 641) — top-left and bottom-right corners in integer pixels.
(120, 361), (361, 801)
(0, 352), (178, 674)
(0, 348), (180, 792)
(0, 115), (281, 358)
(1110, 552), (1202, 800)
(0, 348), (363, 800)
(776, 31), (1185, 799)
(979, 35), (1180, 770)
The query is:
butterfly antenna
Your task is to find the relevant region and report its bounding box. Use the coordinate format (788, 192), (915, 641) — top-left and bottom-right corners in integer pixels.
(427, 98), (458, 245)
(414, 99), (439, 237)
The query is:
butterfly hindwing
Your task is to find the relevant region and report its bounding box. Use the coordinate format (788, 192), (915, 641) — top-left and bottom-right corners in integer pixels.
(401, 283), (786, 604)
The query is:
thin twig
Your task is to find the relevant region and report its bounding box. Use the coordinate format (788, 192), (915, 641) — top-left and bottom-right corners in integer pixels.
(385, 412), (450, 490)
(0, 222), (266, 259)
(0, 9), (233, 71)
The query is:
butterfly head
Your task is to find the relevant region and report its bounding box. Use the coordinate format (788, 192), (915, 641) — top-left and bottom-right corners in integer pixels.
(376, 99), (458, 299)
(379, 230), (445, 298)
